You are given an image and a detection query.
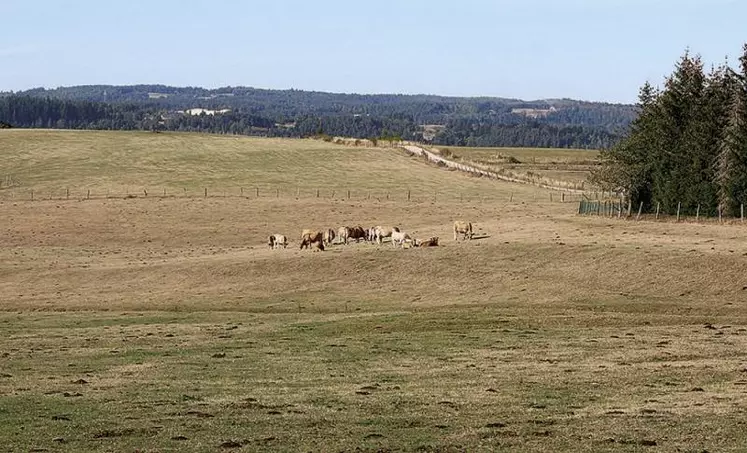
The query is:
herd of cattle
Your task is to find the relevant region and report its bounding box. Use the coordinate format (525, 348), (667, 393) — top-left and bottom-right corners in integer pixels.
(267, 221), (473, 251)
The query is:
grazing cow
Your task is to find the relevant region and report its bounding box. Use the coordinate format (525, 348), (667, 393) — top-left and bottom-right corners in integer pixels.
(453, 221), (473, 241)
(337, 226), (350, 245)
(349, 226), (366, 243)
(391, 230), (413, 248)
(267, 234), (288, 249)
(417, 237), (439, 247)
(365, 227), (376, 242)
(338, 226), (366, 244)
(323, 228), (336, 246)
(374, 226), (400, 244)
(300, 230), (325, 251)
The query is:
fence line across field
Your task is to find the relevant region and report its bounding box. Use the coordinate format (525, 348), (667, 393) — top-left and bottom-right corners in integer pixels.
(579, 199), (747, 223)
(0, 186), (595, 204)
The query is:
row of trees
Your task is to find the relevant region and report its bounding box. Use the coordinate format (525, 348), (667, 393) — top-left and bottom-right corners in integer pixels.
(7, 84), (637, 131)
(0, 95), (624, 148)
(594, 45), (747, 216)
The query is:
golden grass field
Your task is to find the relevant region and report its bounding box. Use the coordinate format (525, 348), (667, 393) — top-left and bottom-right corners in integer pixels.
(434, 145), (601, 190)
(2, 130), (747, 452)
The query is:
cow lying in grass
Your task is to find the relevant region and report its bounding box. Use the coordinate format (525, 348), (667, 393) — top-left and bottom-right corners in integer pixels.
(416, 237), (439, 247)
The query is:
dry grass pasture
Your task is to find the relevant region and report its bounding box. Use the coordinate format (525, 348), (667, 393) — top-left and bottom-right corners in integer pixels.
(435, 146), (601, 190)
(2, 131), (747, 452)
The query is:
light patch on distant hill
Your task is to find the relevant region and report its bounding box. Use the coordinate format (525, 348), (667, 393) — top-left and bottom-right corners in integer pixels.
(419, 124), (446, 141)
(511, 106), (557, 118)
(181, 108), (232, 116)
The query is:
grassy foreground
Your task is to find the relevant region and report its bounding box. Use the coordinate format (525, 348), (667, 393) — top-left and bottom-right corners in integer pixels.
(2, 131), (747, 451)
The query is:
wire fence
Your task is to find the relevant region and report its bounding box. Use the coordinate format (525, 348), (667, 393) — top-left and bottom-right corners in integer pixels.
(578, 199), (747, 224)
(0, 185), (598, 205)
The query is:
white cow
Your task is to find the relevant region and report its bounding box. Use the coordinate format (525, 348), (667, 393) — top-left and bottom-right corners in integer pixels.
(374, 226), (400, 244)
(453, 221), (473, 241)
(268, 234), (288, 249)
(391, 230), (413, 248)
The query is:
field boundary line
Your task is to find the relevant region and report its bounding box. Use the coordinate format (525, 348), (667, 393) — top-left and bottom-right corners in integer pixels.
(402, 145), (591, 194)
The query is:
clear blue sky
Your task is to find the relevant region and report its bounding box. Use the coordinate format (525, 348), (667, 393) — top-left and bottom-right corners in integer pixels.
(1, 0), (744, 103)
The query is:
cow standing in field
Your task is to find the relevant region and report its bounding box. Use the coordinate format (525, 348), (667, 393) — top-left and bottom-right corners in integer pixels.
(391, 230), (413, 248)
(338, 226), (366, 244)
(300, 230), (325, 251)
(323, 228), (336, 246)
(267, 234), (288, 249)
(337, 226), (350, 245)
(453, 221), (473, 241)
(373, 226), (400, 244)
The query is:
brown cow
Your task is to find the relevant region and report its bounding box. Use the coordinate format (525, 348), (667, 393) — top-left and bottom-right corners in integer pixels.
(300, 229), (325, 251)
(417, 237), (439, 247)
(338, 225), (366, 244)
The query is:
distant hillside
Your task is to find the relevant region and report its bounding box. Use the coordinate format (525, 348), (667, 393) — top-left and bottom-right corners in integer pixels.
(0, 85), (637, 148)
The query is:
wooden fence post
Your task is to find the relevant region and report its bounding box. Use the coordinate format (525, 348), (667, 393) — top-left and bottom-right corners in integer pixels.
(347, 189), (350, 199)
(316, 189), (320, 198)
(676, 202), (681, 222)
(144, 189), (148, 197)
(30, 190), (33, 201)
(331, 190), (335, 199)
(240, 187), (244, 197)
(276, 188), (279, 198)
(66, 188), (70, 200)
(87, 189), (90, 200)
(562, 193), (565, 203)
(256, 187), (259, 198)
(204, 188), (207, 198)
(618, 201), (622, 219)
(627, 199), (632, 218)
(407, 190), (411, 201)
(655, 202), (660, 220)
(163, 188), (166, 197)
(636, 202), (643, 220)
(696, 204), (700, 222)
(742, 204), (744, 222)
(719, 205), (723, 223)
(509, 192), (513, 203)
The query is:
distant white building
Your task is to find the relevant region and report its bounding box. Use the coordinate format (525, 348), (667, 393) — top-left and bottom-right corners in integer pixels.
(183, 108), (231, 116)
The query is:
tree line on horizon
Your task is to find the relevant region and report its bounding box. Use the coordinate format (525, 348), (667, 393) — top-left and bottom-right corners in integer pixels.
(0, 86), (634, 149)
(594, 45), (747, 217)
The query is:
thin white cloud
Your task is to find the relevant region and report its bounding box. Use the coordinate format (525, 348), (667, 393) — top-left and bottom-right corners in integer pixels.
(0, 45), (40, 58)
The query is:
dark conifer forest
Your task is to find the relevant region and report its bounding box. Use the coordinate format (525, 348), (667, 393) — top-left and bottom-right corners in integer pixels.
(0, 85), (635, 149)
(594, 44), (747, 217)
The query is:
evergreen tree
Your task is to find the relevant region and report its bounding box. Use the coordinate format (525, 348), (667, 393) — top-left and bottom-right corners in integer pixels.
(719, 45), (747, 216)
(592, 82), (660, 206)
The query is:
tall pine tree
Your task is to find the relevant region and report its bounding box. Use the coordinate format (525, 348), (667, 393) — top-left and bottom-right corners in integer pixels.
(718, 45), (747, 216)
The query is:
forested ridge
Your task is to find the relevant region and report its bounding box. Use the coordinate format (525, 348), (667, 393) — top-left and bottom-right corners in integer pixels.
(594, 44), (747, 217)
(0, 85), (636, 149)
